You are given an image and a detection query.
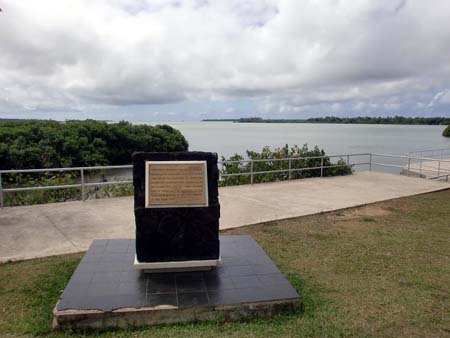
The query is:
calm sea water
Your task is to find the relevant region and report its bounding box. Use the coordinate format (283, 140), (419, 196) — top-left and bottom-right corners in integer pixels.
(137, 122), (450, 174)
(150, 122), (450, 160)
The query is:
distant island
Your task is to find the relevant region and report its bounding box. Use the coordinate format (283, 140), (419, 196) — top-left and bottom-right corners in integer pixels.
(203, 116), (450, 125)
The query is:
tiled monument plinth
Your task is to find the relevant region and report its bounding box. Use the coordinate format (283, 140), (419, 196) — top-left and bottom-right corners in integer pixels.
(53, 236), (300, 330)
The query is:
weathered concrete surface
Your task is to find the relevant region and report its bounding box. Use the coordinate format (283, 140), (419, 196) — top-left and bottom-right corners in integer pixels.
(53, 299), (300, 330)
(1, 171), (449, 262)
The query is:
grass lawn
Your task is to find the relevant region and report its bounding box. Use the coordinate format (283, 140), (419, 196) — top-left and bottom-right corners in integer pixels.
(1, 190), (449, 338)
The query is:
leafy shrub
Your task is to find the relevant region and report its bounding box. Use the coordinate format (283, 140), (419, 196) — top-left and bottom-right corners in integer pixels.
(3, 172), (80, 206)
(219, 144), (352, 186)
(0, 119), (188, 206)
(0, 119), (188, 170)
(443, 125), (450, 137)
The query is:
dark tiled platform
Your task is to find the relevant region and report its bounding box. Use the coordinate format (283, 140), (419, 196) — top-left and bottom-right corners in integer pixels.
(54, 236), (300, 329)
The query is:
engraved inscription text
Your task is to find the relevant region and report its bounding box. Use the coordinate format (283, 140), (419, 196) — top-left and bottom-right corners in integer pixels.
(146, 161), (208, 207)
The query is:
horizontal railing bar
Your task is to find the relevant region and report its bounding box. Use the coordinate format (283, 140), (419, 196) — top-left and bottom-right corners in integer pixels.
(3, 184), (82, 192)
(371, 162), (405, 169)
(410, 158), (450, 163)
(371, 153), (422, 160)
(219, 153), (371, 165)
(0, 164), (133, 174)
(372, 162), (450, 173)
(84, 181), (132, 187)
(2, 181), (133, 193)
(327, 153), (371, 158)
(410, 165), (450, 173)
(372, 153), (450, 162)
(428, 174), (450, 180)
(352, 162), (371, 166)
(410, 166), (450, 172)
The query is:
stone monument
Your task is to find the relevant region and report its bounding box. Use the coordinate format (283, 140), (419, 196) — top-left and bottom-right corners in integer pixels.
(53, 151), (301, 330)
(132, 151), (221, 271)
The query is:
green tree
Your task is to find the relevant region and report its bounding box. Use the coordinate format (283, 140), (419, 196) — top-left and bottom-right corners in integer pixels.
(443, 125), (450, 137)
(0, 119), (189, 206)
(0, 119), (188, 170)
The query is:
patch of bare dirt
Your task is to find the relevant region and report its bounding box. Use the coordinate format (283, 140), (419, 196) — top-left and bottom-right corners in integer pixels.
(328, 204), (393, 222)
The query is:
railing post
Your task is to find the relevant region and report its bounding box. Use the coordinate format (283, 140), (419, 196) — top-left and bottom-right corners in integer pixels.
(288, 158), (292, 180)
(250, 160), (254, 185)
(0, 173), (4, 209)
(407, 157), (411, 176)
(347, 155), (350, 165)
(437, 160), (441, 177)
(81, 169), (85, 201)
(320, 157), (324, 177)
(369, 154), (372, 171)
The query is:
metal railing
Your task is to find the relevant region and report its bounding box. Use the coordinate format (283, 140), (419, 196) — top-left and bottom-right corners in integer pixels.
(0, 153), (370, 208)
(408, 147), (450, 159)
(0, 165), (133, 208)
(219, 153), (370, 184)
(429, 173), (450, 182)
(1, 151), (450, 208)
(406, 148), (450, 178)
(370, 153), (450, 179)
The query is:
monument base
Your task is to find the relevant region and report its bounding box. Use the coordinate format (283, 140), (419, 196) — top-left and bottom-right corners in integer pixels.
(53, 236), (300, 330)
(133, 256), (222, 273)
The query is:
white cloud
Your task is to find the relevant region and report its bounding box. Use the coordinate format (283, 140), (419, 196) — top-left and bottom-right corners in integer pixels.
(436, 90), (450, 104)
(0, 0), (450, 118)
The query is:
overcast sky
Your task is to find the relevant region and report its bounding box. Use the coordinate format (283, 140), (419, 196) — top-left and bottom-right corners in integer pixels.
(1, 0), (450, 121)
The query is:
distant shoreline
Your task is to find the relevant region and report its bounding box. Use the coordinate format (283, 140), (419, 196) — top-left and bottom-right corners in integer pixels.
(0, 118), (113, 123)
(2, 117), (449, 126)
(202, 117), (450, 125)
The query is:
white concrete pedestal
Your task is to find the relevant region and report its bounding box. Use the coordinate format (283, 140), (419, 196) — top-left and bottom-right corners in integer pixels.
(133, 255), (222, 273)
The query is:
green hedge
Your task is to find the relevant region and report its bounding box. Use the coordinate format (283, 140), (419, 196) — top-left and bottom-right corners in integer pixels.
(0, 119), (188, 206)
(0, 119), (188, 170)
(219, 144), (352, 186)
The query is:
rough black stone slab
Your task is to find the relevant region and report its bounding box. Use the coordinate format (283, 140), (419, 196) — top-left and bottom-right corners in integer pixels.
(132, 152), (220, 263)
(54, 236), (300, 330)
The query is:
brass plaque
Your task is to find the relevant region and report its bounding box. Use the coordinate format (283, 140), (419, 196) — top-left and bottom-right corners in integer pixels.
(145, 161), (208, 208)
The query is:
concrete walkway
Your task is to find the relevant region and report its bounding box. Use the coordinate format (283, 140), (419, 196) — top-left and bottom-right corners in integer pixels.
(1, 171), (449, 263)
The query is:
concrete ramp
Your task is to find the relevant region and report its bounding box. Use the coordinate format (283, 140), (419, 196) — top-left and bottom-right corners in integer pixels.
(0, 171), (449, 262)
(401, 158), (450, 179)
